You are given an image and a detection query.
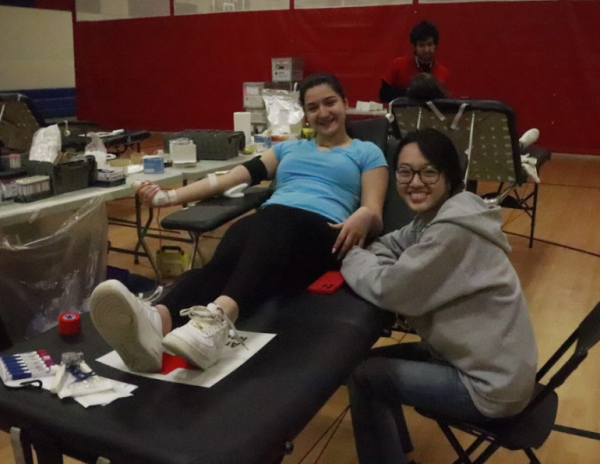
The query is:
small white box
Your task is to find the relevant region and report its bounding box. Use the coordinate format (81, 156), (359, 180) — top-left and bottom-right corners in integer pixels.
(356, 101), (384, 112)
(272, 57), (303, 83)
(169, 138), (197, 165)
(143, 155), (165, 174)
(97, 167), (125, 182)
(243, 82), (266, 109)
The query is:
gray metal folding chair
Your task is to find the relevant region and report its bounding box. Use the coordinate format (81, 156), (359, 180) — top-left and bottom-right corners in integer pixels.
(0, 93), (150, 155)
(390, 97), (550, 247)
(415, 300), (600, 464)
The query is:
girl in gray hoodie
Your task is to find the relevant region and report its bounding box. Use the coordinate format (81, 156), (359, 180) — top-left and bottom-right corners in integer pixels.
(341, 128), (538, 464)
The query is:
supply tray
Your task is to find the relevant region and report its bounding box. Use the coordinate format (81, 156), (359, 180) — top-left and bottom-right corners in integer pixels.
(164, 130), (245, 161)
(24, 156), (96, 195)
(94, 178), (126, 188)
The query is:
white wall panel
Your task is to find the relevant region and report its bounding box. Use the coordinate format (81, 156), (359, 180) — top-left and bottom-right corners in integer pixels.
(0, 6), (75, 90)
(295, 0), (410, 8)
(174, 0), (289, 15)
(76, 0), (170, 21)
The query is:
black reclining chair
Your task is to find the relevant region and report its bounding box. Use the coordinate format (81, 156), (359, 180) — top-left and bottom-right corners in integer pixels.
(159, 185), (273, 267)
(0, 316), (11, 351)
(415, 299), (600, 464)
(390, 97), (551, 248)
(0, 115), (420, 464)
(0, 156), (418, 464)
(160, 117), (394, 267)
(0, 93), (150, 156)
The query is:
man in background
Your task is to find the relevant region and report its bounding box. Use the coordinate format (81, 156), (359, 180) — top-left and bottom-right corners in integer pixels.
(379, 20), (450, 103)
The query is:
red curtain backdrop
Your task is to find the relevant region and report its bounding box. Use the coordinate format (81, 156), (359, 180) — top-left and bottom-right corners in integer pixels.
(64, 1), (599, 155)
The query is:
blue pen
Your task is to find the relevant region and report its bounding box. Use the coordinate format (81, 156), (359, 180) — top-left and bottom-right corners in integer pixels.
(1, 351), (57, 384)
(5, 364), (31, 372)
(4, 366), (32, 379)
(2, 360), (46, 370)
(9, 372), (33, 381)
(4, 363), (46, 374)
(1, 354), (37, 362)
(5, 366), (52, 381)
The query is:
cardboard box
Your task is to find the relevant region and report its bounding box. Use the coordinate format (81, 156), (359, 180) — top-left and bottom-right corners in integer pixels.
(130, 152), (144, 165)
(356, 101), (384, 111)
(243, 82), (266, 109)
(272, 57), (303, 83)
(250, 110), (268, 125)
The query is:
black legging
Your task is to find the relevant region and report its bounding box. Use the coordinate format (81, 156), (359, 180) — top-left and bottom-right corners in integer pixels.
(157, 204), (340, 327)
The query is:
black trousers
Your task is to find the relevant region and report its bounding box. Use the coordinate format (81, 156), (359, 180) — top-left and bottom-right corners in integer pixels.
(157, 205), (340, 327)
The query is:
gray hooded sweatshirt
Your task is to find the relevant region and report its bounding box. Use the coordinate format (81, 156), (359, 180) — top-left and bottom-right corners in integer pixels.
(341, 191), (538, 418)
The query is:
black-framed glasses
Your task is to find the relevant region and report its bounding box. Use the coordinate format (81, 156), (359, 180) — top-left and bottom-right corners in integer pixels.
(395, 165), (441, 185)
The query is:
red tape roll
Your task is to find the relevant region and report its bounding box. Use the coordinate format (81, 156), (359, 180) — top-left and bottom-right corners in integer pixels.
(58, 312), (81, 336)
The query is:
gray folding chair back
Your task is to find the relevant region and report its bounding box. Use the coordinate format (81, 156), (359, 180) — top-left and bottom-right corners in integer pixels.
(0, 93), (46, 153)
(0, 92), (147, 155)
(390, 98), (523, 186)
(389, 97), (551, 248)
(346, 116), (389, 153)
(347, 116), (415, 234)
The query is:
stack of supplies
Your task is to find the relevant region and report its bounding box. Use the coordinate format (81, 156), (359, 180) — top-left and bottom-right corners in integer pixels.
(95, 167), (126, 187)
(14, 175), (52, 202)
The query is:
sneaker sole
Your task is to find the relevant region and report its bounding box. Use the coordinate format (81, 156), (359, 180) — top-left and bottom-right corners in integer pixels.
(90, 284), (162, 373)
(162, 334), (215, 371)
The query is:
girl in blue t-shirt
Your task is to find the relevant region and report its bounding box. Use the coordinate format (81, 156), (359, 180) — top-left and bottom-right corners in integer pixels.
(89, 73), (389, 373)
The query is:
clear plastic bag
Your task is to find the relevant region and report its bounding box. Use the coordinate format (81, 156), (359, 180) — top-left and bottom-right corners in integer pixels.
(262, 89), (304, 136)
(0, 197), (107, 343)
(85, 133), (108, 167)
(29, 124), (62, 164)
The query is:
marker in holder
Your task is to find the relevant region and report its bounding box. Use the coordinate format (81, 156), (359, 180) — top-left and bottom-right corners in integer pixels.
(0, 350), (58, 383)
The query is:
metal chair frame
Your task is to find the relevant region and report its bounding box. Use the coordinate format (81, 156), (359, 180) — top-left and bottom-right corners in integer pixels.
(416, 300), (600, 464)
(389, 97), (548, 248)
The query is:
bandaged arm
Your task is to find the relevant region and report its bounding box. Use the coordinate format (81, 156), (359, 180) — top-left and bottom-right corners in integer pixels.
(167, 150), (278, 205)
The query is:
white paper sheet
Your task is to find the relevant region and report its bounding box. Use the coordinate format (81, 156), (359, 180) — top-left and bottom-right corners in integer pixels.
(96, 330), (276, 388)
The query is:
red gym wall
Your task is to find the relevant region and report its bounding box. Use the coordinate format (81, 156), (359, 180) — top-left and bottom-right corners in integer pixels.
(38, 1), (600, 155)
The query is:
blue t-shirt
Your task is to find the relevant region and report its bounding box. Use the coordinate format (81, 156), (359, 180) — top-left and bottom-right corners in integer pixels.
(262, 139), (387, 223)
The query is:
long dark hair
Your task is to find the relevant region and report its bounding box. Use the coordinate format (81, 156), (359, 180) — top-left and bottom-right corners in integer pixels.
(407, 73), (450, 101)
(397, 128), (464, 193)
(299, 73), (346, 108)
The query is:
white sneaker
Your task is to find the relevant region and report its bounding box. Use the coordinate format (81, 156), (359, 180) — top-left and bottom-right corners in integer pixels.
(161, 303), (239, 370)
(90, 280), (164, 373)
(519, 128), (539, 149)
